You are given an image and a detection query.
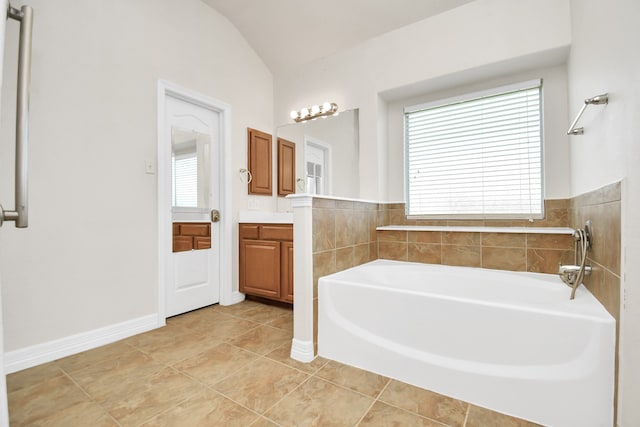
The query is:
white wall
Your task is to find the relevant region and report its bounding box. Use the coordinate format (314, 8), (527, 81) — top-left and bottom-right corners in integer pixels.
(0, 0), (273, 351)
(567, 1), (640, 425)
(274, 0), (572, 201)
(385, 65), (571, 201)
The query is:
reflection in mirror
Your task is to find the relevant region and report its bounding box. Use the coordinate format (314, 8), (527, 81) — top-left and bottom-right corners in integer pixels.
(277, 109), (359, 198)
(171, 126), (211, 209)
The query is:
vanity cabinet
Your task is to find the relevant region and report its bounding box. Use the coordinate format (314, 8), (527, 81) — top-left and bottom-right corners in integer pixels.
(239, 223), (293, 303)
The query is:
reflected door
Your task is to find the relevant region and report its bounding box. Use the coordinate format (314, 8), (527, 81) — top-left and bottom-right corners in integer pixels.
(165, 95), (220, 316)
(305, 138), (331, 195)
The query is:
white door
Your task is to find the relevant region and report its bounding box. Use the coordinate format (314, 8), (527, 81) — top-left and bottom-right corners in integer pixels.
(305, 137), (332, 196)
(164, 94), (220, 316)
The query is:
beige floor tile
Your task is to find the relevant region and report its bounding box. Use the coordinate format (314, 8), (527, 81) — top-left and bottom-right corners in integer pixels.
(126, 325), (222, 365)
(250, 417), (281, 426)
(55, 340), (137, 374)
(68, 350), (165, 402)
(235, 304), (293, 324)
(466, 405), (542, 427)
(265, 342), (328, 374)
(264, 376), (373, 427)
(122, 322), (189, 349)
(8, 373), (93, 427)
(173, 342), (260, 385)
(358, 401), (445, 426)
(100, 366), (203, 426)
(27, 400), (119, 427)
(213, 299), (265, 316)
(6, 361), (63, 393)
(197, 316), (262, 341)
(140, 388), (259, 427)
(379, 380), (468, 427)
(166, 305), (231, 332)
(212, 357), (308, 414)
(227, 324), (291, 355)
(266, 311), (294, 331)
(315, 360), (390, 397)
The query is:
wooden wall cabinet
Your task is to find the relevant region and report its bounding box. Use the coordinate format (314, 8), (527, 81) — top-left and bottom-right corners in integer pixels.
(277, 137), (296, 196)
(239, 223), (293, 303)
(248, 128), (272, 195)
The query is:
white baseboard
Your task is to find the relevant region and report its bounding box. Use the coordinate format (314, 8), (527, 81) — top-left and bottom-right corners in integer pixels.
(220, 291), (245, 306)
(4, 314), (161, 374)
(290, 338), (315, 363)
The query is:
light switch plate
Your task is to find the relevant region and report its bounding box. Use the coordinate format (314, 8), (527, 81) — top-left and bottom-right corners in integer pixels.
(145, 160), (155, 174)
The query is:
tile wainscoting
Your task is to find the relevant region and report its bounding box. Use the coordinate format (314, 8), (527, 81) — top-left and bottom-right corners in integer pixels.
(569, 181), (622, 422)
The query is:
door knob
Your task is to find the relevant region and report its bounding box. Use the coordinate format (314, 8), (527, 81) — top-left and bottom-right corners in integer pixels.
(211, 209), (220, 222)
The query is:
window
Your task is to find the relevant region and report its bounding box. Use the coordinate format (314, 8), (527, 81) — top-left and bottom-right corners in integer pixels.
(172, 152), (198, 207)
(404, 79), (543, 218)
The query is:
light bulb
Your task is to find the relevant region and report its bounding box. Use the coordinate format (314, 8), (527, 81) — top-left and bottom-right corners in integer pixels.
(311, 105), (320, 115)
(290, 110), (298, 119)
(300, 108), (309, 118)
(322, 101), (332, 112)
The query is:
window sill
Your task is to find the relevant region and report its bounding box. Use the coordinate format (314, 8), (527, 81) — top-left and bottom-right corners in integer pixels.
(376, 225), (575, 235)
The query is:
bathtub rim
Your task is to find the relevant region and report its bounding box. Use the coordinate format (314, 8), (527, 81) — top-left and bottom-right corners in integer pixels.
(318, 259), (614, 324)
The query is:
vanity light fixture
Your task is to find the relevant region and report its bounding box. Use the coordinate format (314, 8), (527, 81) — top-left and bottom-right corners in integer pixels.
(290, 102), (338, 122)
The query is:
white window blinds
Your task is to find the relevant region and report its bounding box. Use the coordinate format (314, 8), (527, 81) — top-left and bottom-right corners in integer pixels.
(172, 154), (198, 207)
(404, 80), (543, 218)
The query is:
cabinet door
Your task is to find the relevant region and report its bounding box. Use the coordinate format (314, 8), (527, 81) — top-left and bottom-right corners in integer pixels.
(239, 239), (281, 299)
(277, 137), (296, 196)
(248, 128), (273, 195)
(281, 241), (294, 303)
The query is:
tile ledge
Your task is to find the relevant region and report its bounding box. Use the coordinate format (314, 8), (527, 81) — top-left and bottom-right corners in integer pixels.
(377, 225), (575, 235)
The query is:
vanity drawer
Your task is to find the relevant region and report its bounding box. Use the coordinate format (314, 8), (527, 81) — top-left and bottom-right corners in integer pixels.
(260, 225), (293, 241)
(240, 224), (260, 239)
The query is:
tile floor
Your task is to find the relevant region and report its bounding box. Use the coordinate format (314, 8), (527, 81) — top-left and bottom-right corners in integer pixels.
(7, 300), (540, 426)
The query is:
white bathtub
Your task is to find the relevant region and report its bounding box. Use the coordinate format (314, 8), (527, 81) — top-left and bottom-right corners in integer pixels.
(318, 259), (615, 427)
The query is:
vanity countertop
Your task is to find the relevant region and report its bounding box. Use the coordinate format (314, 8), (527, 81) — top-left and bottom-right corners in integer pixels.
(238, 211), (293, 224)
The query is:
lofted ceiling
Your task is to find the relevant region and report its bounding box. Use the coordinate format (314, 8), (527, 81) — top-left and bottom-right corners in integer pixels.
(201, 0), (474, 75)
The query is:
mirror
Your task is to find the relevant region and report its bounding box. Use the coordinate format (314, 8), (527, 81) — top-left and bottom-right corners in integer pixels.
(277, 109), (359, 198)
(171, 126), (211, 209)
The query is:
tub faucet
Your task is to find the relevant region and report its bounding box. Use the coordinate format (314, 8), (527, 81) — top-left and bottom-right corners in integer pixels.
(559, 221), (593, 299)
(559, 264), (591, 286)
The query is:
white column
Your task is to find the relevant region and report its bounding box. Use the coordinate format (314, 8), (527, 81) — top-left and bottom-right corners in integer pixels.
(287, 194), (315, 362)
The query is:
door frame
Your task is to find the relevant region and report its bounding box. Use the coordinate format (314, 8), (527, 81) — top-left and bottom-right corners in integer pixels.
(157, 80), (232, 324)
